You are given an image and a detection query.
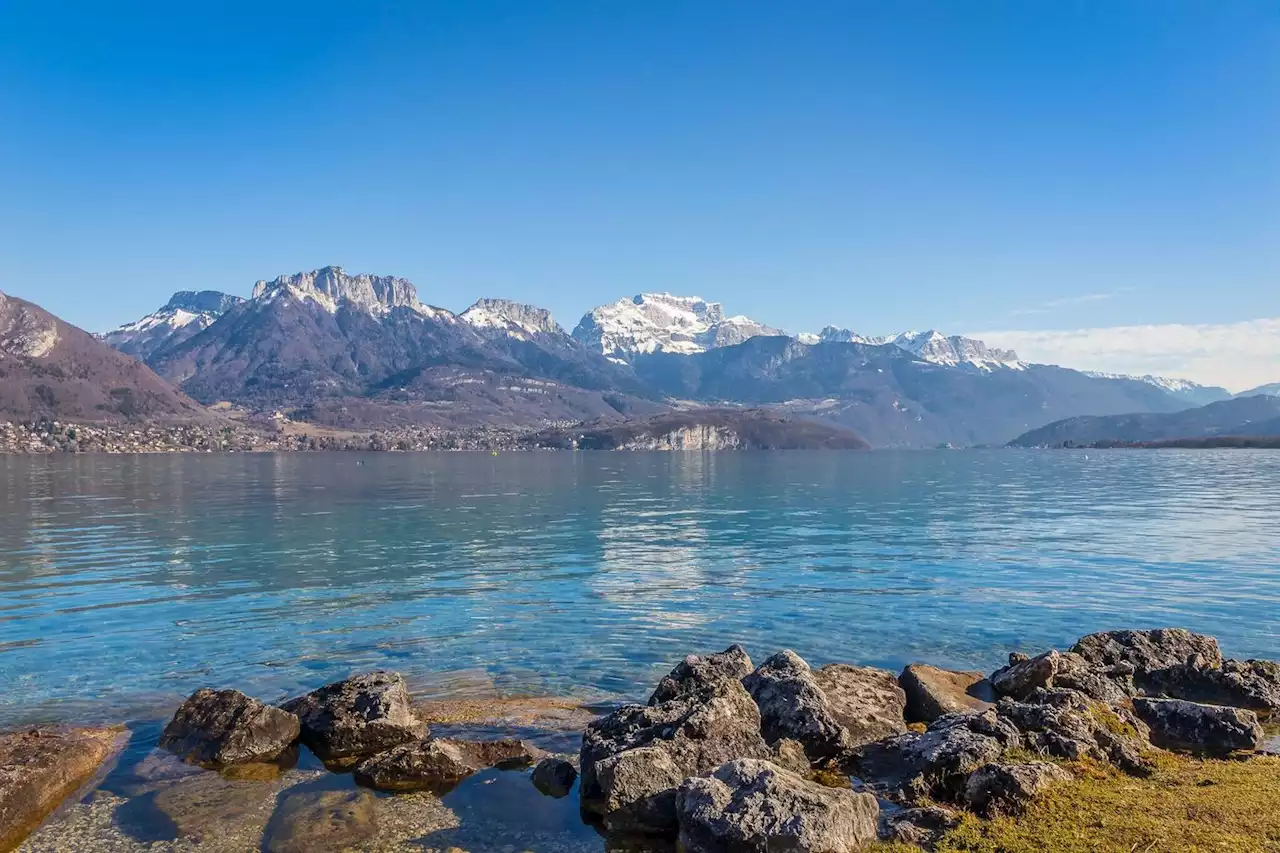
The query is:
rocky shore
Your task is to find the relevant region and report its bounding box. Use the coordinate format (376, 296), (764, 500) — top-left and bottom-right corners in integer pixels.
(4, 628), (1278, 852)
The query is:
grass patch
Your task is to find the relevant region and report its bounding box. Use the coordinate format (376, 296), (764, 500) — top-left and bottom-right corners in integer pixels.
(926, 753), (1280, 852)
(1087, 701), (1141, 738)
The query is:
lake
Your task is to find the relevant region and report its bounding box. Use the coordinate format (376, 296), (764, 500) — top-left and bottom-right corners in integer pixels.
(3, 450), (1278, 727)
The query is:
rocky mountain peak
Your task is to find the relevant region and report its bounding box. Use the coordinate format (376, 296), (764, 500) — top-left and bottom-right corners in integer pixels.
(164, 290), (244, 315)
(461, 298), (562, 337)
(573, 292), (780, 361)
(251, 266), (422, 314)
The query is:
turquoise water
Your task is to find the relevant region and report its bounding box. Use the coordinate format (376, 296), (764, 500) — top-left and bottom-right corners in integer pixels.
(2, 450), (1278, 726)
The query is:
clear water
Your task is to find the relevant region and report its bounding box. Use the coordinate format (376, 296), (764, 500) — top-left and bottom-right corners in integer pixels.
(2, 450), (1279, 727)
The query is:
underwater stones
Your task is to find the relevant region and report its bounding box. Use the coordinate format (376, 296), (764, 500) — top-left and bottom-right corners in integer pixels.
(1132, 697), (1264, 756)
(354, 737), (543, 793)
(531, 756), (578, 797)
(742, 651), (850, 759)
(263, 788), (378, 853)
(899, 665), (996, 723)
(963, 761), (1071, 817)
(159, 688), (300, 768)
(649, 644), (754, 705)
(0, 726), (122, 853)
(580, 680), (769, 834)
(676, 758), (879, 853)
(281, 671), (426, 764)
(151, 771), (289, 843)
(813, 664), (908, 747)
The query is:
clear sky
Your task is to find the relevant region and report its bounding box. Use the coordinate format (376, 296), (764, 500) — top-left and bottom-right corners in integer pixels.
(1, 2), (1277, 388)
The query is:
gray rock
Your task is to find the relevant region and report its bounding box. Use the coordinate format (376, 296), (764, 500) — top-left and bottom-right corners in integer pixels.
(997, 689), (1153, 775)
(264, 788), (378, 853)
(963, 761), (1071, 816)
(742, 651), (850, 759)
(580, 680), (770, 834)
(531, 756), (578, 797)
(899, 665), (996, 723)
(883, 805), (962, 848)
(1132, 697), (1263, 756)
(1071, 628), (1223, 693)
(990, 650), (1128, 704)
(852, 711), (1014, 801)
(650, 644), (754, 705)
(814, 664), (908, 747)
(1142, 658), (1280, 712)
(676, 759), (879, 853)
(159, 688), (300, 768)
(152, 772), (287, 842)
(770, 738), (813, 774)
(354, 736), (542, 792)
(281, 671), (426, 764)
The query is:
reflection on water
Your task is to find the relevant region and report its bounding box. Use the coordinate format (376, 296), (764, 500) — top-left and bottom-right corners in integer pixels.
(1, 450), (1279, 726)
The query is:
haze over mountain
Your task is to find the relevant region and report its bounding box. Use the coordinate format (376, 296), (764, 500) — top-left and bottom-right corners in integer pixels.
(1009, 395), (1280, 447)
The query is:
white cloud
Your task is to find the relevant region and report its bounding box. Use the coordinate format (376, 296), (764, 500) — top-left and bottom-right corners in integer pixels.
(969, 317), (1280, 393)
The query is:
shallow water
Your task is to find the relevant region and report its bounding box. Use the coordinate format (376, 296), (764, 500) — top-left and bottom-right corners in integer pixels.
(2, 449), (1279, 726)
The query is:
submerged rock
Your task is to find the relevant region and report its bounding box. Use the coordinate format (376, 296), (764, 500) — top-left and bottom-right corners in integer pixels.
(963, 761), (1071, 816)
(1132, 697), (1263, 756)
(649, 644), (754, 705)
(263, 788), (378, 853)
(676, 759), (879, 853)
(899, 665), (995, 723)
(743, 651), (850, 759)
(281, 671), (426, 764)
(0, 726), (122, 853)
(354, 736), (543, 792)
(159, 688), (300, 768)
(151, 771), (290, 843)
(813, 664), (908, 747)
(531, 756), (578, 797)
(580, 680), (770, 834)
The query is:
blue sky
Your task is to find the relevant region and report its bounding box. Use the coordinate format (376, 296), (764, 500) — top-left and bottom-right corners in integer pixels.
(1, 1), (1277, 386)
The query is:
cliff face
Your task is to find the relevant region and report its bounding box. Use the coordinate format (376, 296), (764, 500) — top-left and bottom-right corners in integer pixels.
(612, 424), (747, 450)
(527, 408), (870, 450)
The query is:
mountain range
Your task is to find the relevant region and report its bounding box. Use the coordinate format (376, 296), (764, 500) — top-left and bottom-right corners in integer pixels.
(3, 265), (1273, 447)
(1008, 395), (1280, 447)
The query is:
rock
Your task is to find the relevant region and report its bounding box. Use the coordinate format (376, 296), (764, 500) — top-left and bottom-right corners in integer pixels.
(1143, 659), (1280, 712)
(263, 788), (378, 853)
(852, 711), (1015, 802)
(899, 665), (996, 722)
(151, 772), (287, 842)
(531, 757), (577, 797)
(281, 671), (426, 764)
(963, 761), (1071, 816)
(990, 651), (1128, 704)
(676, 759), (879, 853)
(580, 680), (770, 834)
(1132, 697), (1263, 756)
(997, 689), (1153, 775)
(771, 738), (812, 774)
(649, 644), (754, 705)
(159, 688), (300, 768)
(883, 805), (962, 848)
(813, 664), (908, 747)
(0, 726), (122, 853)
(742, 651), (850, 759)
(1071, 628), (1223, 693)
(354, 737), (543, 792)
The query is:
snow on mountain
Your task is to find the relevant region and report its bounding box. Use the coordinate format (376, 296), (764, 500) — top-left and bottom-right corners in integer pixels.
(572, 293), (782, 361)
(103, 290), (245, 361)
(461, 298), (563, 338)
(806, 326), (1023, 370)
(250, 265), (447, 318)
(1084, 371), (1231, 405)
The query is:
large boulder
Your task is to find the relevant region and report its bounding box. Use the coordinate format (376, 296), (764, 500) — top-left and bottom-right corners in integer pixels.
(0, 726), (122, 853)
(531, 757), (578, 798)
(742, 651), (850, 759)
(676, 759), (879, 853)
(996, 689), (1152, 776)
(813, 664), (908, 747)
(899, 665), (995, 723)
(159, 688), (300, 768)
(281, 671), (426, 764)
(580, 680), (770, 834)
(263, 789), (378, 853)
(990, 651), (1127, 704)
(852, 710), (1016, 802)
(650, 644), (754, 705)
(1071, 628), (1223, 693)
(1132, 698), (1263, 756)
(1142, 659), (1280, 712)
(963, 761), (1071, 817)
(354, 737), (542, 792)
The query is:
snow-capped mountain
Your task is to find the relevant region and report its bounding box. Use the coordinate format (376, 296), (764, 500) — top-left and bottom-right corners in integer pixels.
(572, 293), (782, 361)
(800, 326), (1022, 370)
(103, 290), (245, 362)
(1084, 372), (1231, 406)
(250, 266), (450, 319)
(461, 298), (563, 338)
